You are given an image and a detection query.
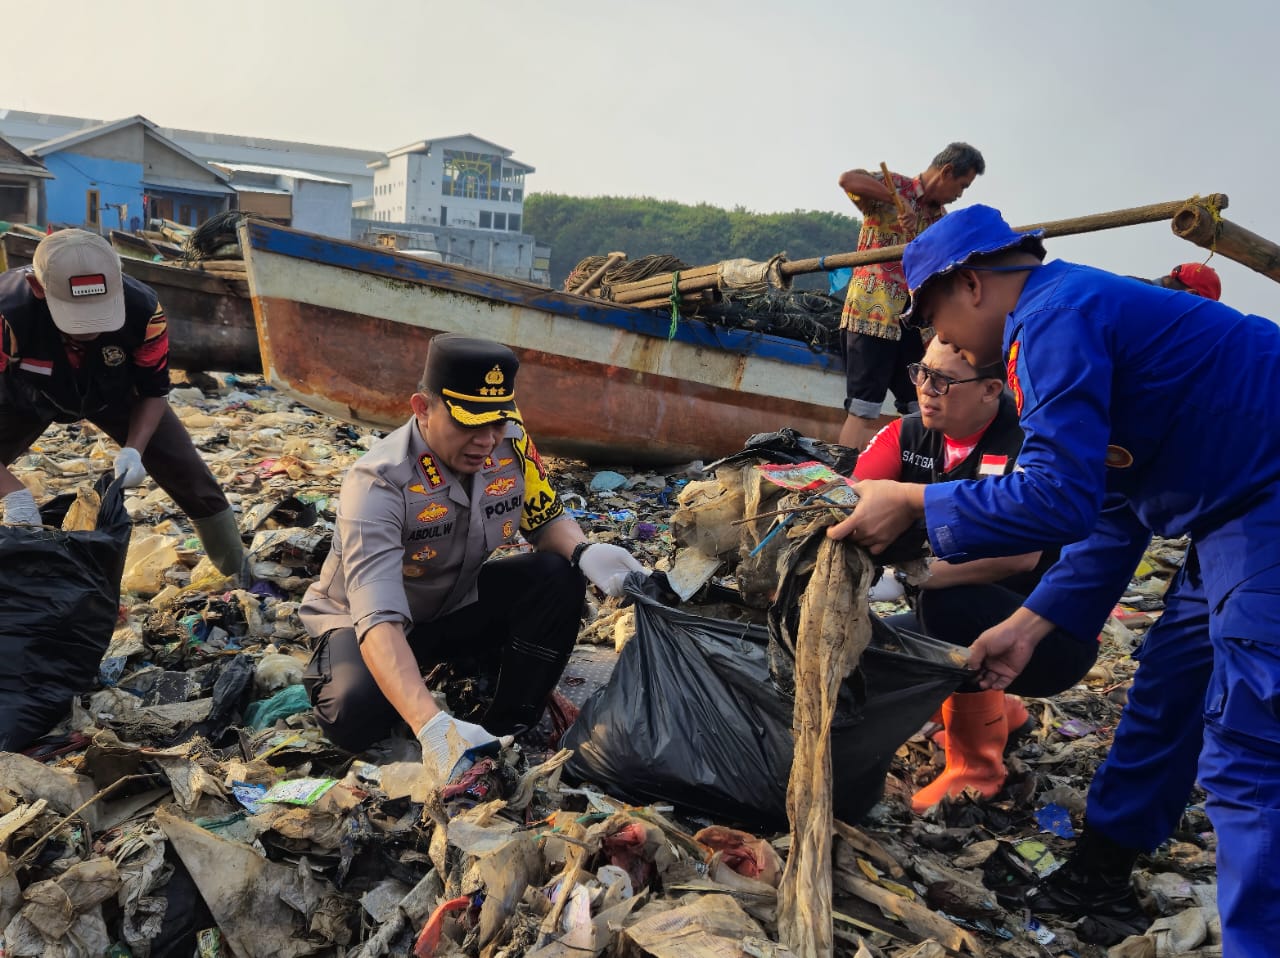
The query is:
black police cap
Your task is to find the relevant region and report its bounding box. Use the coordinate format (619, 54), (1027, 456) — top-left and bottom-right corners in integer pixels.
(421, 333), (521, 426)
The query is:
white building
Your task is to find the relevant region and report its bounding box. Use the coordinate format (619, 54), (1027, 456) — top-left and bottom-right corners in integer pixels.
(360, 134), (546, 283)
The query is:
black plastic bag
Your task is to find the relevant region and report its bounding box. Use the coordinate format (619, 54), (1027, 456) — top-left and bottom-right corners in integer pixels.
(562, 580), (968, 828)
(0, 474), (131, 751)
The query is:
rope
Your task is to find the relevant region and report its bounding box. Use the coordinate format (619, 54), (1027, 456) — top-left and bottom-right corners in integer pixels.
(565, 253), (689, 297)
(668, 271), (681, 339)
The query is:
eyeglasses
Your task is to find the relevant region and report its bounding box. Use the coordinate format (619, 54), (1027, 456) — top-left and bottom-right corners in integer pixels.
(907, 362), (983, 395)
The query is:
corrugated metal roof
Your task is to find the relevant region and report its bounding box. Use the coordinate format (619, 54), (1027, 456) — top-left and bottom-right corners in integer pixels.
(140, 175), (235, 196)
(211, 161), (349, 185)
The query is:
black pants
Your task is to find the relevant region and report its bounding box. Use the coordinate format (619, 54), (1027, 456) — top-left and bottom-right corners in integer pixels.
(304, 551), (586, 752)
(914, 583), (1098, 697)
(0, 403), (230, 520)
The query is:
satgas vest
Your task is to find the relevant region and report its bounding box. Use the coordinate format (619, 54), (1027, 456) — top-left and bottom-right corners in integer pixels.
(898, 390), (1024, 484)
(899, 391), (1055, 597)
(299, 416), (566, 641)
(0, 269), (169, 423)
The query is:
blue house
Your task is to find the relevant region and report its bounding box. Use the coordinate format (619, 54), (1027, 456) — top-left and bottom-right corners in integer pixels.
(29, 115), (234, 231)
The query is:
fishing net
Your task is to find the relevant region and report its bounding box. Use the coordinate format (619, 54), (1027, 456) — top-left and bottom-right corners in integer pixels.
(698, 287), (842, 353)
(184, 210), (247, 263)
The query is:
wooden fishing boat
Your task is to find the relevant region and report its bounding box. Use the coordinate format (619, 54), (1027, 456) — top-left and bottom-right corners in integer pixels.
(1, 231), (260, 373)
(109, 229), (183, 263)
(239, 219), (850, 463)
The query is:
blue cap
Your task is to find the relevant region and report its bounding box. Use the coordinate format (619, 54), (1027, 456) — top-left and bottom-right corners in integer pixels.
(901, 205), (1043, 320)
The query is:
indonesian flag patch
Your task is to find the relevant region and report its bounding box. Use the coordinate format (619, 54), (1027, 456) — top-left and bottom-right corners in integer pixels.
(18, 358), (53, 376)
(69, 274), (108, 297)
(978, 454), (1008, 477)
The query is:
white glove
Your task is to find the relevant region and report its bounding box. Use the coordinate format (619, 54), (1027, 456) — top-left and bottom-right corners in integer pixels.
(2, 488), (41, 526)
(416, 712), (504, 786)
(577, 542), (648, 597)
(113, 447), (147, 488)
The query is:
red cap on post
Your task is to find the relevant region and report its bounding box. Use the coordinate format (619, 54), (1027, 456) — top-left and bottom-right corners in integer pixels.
(1171, 263), (1221, 301)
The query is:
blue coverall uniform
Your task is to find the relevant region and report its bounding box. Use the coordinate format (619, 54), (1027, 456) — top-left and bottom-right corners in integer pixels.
(923, 259), (1280, 957)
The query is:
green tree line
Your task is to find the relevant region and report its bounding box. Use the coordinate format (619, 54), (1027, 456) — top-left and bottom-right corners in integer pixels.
(524, 194), (861, 292)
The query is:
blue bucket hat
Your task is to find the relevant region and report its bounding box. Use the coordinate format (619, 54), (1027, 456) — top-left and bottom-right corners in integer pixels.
(901, 205), (1043, 322)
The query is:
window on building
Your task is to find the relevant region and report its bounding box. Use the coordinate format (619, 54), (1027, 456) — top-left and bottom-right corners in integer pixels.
(440, 206), (448, 226)
(513, 188), (523, 202)
(493, 212), (506, 230)
(508, 214), (521, 232)
(479, 211), (492, 229)
(85, 189), (100, 228)
(501, 188), (512, 203)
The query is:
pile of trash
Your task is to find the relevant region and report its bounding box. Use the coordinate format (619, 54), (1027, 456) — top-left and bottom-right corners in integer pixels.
(0, 374), (1217, 957)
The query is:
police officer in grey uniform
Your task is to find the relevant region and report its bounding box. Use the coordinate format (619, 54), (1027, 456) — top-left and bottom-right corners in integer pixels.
(301, 334), (645, 784)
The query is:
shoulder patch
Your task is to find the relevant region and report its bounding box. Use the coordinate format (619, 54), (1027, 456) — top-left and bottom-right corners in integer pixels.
(1007, 340), (1024, 415)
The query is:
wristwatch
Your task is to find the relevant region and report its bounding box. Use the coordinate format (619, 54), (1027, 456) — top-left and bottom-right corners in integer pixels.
(570, 541), (594, 570)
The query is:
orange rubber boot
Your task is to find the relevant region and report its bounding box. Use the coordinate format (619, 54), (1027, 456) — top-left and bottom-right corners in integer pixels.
(912, 690), (1009, 814)
(932, 693), (1030, 750)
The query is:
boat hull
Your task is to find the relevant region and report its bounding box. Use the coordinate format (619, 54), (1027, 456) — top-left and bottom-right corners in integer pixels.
(240, 221), (852, 464)
(1, 232), (260, 374)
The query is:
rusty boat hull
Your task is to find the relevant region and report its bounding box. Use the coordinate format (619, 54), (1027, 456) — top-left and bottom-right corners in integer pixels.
(238, 220), (848, 464)
(1, 231), (260, 374)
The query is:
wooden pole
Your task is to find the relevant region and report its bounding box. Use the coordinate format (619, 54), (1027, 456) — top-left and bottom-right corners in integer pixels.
(571, 250), (626, 296)
(781, 193), (1229, 277)
(1171, 205), (1280, 284)
(593, 194), (1233, 305)
(879, 162), (910, 225)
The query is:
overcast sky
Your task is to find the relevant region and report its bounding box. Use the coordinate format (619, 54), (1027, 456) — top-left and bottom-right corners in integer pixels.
(8, 0), (1278, 317)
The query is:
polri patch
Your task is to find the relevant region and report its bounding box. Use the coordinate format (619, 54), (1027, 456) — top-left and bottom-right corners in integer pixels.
(502, 520), (514, 538)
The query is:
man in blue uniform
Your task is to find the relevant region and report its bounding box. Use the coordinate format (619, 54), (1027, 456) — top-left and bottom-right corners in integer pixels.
(828, 204), (1280, 956)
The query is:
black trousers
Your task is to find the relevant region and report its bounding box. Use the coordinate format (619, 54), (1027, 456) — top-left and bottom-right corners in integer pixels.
(304, 551), (586, 752)
(0, 403), (230, 520)
(912, 583), (1099, 698)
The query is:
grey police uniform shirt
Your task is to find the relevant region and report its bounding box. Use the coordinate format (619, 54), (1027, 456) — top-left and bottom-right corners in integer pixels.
(299, 415), (567, 641)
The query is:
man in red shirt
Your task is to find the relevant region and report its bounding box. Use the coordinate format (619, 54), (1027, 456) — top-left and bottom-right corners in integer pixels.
(857, 336), (1096, 812)
(836, 143), (985, 451)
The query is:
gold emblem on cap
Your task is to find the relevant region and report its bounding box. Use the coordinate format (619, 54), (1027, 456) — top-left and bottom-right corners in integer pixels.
(479, 364), (507, 397)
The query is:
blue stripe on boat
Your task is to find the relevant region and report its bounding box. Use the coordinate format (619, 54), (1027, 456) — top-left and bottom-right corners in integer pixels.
(245, 222), (841, 372)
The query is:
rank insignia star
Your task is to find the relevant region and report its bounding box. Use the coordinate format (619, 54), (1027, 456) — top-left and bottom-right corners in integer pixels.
(418, 454), (445, 489)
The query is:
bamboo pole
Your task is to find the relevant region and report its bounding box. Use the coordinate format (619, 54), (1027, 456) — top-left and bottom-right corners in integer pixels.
(571, 250), (626, 296)
(1171, 205), (1280, 284)
(880, 162), (911, 225)
(608, 264), (721, 301)
(597, 194), (1233, 309)
(781, 193), (1229, 277)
